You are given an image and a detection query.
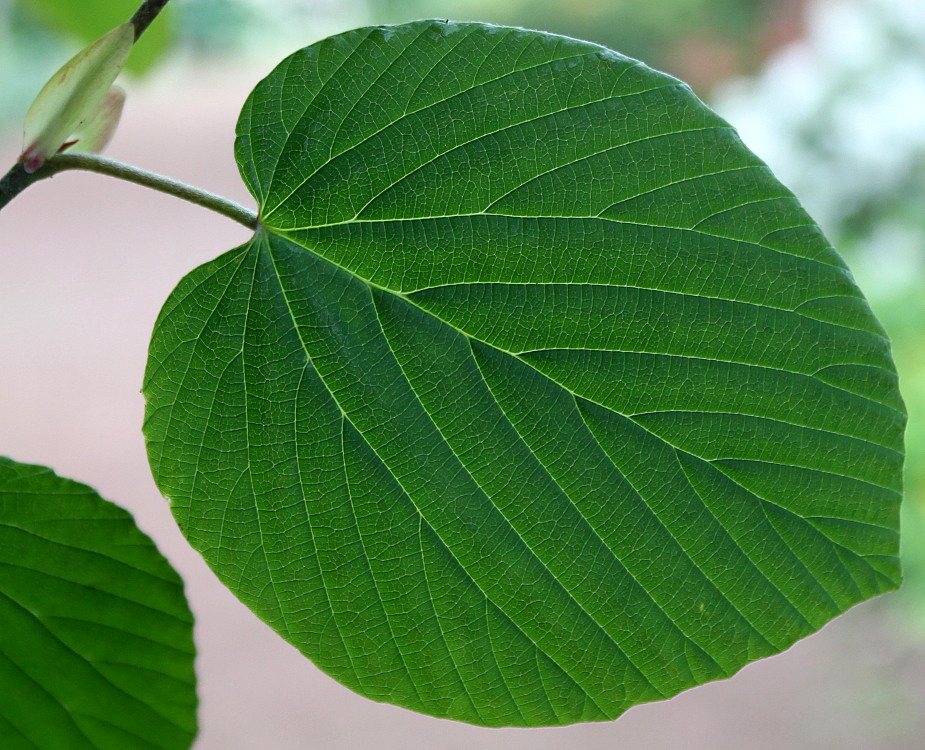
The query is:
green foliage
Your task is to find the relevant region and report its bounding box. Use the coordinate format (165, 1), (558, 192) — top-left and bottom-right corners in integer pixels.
(377, 0), (776, 85)
(867, 285), (925, 633)
(0, 457), (196, 749)
(18, 0), (172, 75)
(142, 20), (904, 726)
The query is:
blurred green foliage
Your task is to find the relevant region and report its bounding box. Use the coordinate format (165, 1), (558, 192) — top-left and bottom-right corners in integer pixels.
(375, 0), (790, 90)
(16, 0), (173, 75)
(5, 0), (789, 93)
(871, 287), (925, 633)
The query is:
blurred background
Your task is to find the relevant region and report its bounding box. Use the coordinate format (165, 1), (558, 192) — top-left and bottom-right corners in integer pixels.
(1, 0), (923, 747)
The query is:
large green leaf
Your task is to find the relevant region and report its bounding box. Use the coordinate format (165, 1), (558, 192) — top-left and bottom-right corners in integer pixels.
(143, 20), (904, 726)
(0, 458), (197, 748)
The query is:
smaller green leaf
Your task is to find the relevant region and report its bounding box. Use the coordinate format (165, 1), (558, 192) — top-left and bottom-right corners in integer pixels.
(21, 22), (133, 172)
(0, 457), (197, 750)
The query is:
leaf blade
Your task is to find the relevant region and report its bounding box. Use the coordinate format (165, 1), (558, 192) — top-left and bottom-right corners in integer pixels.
(0, 457), (197, 749)
(146, 20), (904, 727)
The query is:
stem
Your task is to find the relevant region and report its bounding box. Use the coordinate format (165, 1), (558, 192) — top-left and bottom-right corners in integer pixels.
(0, 154), (258, 230)
(0, 164), (34, 211)
(130, 0), (172, 41)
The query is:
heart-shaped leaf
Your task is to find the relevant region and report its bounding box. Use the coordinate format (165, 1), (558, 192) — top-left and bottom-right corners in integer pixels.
(0, 457), (196, 748)
(144, 21), (904, 727)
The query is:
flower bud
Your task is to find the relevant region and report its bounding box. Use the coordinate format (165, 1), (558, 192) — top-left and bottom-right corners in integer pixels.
(21, 23), (133, 173)
(63, 86), (126, 156)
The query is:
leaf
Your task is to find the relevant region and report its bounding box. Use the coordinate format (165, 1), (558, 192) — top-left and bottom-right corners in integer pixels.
(18, 0), (173, 76)
(143, 21), (904, 727)
(0, 457), (197, 748)
(21, 23), (133, 172)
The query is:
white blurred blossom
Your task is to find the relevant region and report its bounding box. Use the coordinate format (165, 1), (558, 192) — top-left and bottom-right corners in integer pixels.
(716, 0), (925, 288)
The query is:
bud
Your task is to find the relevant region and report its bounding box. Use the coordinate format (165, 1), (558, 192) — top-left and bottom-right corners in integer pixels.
(21, 23), (134, 173)
(63, 86), (127, 156)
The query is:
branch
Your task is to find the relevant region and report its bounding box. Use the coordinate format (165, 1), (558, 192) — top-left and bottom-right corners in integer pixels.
(0, 164), (35, 212)
(0, 155), (258, 230)
(130, 0), (172, 41)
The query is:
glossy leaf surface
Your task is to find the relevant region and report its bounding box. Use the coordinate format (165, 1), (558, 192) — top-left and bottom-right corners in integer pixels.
(144, 21), (904, 726)
(0, 458), (197, 748)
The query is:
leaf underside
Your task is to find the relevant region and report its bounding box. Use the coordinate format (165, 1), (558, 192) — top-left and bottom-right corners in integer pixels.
(0, 458), (196, 748)
(143, 20), (904, 727)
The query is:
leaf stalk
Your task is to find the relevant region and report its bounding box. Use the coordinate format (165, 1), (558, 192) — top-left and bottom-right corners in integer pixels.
(0, 154), (258, 230)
